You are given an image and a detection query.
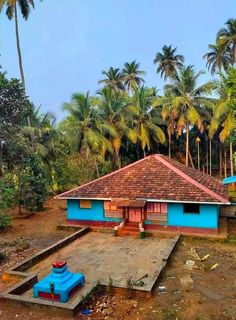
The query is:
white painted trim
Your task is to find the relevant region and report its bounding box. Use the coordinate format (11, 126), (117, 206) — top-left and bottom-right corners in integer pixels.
(54, 196), (230, 205)
(55, 197), (112, 201)
(144, 199), (230, 205)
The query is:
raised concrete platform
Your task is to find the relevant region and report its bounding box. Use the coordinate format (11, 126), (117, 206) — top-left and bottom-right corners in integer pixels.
(1, 231), (179, 315)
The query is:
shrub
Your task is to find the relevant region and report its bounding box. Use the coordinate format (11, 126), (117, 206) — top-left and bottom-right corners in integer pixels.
(0, 174), (16, 210)
(15, 239), (30, 252)
(0, 214), (11, 229)
(0, 251), (6, 263)
(18, 155), (48, 211)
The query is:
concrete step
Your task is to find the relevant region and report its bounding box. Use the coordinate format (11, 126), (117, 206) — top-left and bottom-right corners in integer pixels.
(119, 230), (139, 237)
(124, 226), (139, 231)
(126, 222), (139, 226)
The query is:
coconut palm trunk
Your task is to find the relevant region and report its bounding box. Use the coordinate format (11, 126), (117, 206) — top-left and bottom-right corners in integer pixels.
(14, 4), (25, 89)
(14, 4), (34, 148)
(168, 132), (171, 158)
(224, 147), (227, 178)
(206, 139), (209, 174)
(219, 144), (222, 179)
(197, 141), (200, 170)
(230, 142), (234, 176)
(209, 139), (212, 176)
(185, 121), (189, 166)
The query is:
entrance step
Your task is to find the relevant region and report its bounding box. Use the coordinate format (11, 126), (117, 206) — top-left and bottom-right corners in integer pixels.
(119, 229), (139, 237)
(119, 222), (140, 237)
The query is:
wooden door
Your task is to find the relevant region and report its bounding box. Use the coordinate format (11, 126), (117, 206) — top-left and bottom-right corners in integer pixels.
(128, 207), (142, 222)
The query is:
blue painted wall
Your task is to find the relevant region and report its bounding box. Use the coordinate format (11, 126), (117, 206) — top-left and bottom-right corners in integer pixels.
(167, 203), (219, 229)
(67, 199), (122, 222)
(67, 199), (219, 229)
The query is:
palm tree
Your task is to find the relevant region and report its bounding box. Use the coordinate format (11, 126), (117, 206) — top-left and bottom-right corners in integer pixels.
(126, 87), (165, 157)
(0, 0), (41, 146)
(217, 18), (236, 62)
(203, 43), (233, 75)
(163, 65), (215, 166)
(0, 0), (40, 89)
(153, 45), (184, 81)
(122, 61), (145, 92)
(153, 92), (176, 159)
(98, 67), (125, 92)
(209, 67), (236, 175)
(60, 92), (112, 157)
(95, 87), (128, 168)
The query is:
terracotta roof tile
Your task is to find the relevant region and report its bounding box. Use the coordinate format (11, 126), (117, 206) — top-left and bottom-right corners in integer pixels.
(56, 154), (229, 204)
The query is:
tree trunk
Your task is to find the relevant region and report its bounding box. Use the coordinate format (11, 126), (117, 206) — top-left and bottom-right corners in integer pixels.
(188, 149), (195, 169)
(224, 147), (227, 178)
(230, 142), (234, 176)
(95, 162), (100, 178)
(143, 148), (146, 158)
(219, 144), (222, 179)
(18, 202), (22, 215)
(168, 133), (171, 159)
(209, 139), (212, 176)
(197, 142), (200, 170)
(185, 121), (189, 166)
(14, 5), (25, 89)
(14, 5), (34, 149)
(206, 138), (209, 174)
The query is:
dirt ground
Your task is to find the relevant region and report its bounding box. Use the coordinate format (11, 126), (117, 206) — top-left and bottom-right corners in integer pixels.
(1, 199), (236, 320)
(0, 198), (70, 273)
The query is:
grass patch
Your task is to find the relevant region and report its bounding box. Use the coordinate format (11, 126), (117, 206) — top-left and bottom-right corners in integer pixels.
(162, 308), (177, 320)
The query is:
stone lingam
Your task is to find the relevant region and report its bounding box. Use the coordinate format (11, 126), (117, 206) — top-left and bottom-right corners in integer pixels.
(33, 261), (85, 303)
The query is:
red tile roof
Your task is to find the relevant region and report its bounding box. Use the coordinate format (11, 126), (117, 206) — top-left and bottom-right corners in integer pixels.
(56, 154), (229, 204)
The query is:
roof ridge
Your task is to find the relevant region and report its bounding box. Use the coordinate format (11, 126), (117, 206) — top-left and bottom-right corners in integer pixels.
(154, 154), (228, 203)
(55, 155), (154, 199)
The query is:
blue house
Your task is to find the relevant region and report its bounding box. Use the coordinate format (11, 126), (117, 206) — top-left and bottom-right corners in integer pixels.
(56, 154), (229, 235)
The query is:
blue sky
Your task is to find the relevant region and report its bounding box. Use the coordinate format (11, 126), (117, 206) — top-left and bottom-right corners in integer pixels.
(0, 0), (235, 120)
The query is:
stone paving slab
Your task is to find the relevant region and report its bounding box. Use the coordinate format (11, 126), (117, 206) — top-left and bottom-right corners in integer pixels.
(23, 233), (177, 296)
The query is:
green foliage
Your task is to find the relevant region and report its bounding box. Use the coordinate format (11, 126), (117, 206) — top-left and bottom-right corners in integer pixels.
(0, 174), (16, 210)
(0, 214), (11, 229)
(0, 70), (33, 174)
(53, 153), (98, 192)
(154, 45), (184, 80)
(0, 251), (6, 263)
(18, 155), (48, 211)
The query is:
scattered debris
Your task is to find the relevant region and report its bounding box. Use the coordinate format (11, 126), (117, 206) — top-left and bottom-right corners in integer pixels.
(185, 259), (196, 270)
(190, 248), (202, 261)
(173, 290), (181, 295)
(201, 253), (210, 261)
(167, 275), (176, 280)
(82, 309), (92, 315)
(158, 285), (166, 294)
(210, 263), (219, 270)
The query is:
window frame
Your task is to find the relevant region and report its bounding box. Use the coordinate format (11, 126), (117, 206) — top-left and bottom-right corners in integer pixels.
(183, 203), (200, 214)
(146, 202), (167, 214)
(104, 200), (123, 218)
(79, 200), (92, 209)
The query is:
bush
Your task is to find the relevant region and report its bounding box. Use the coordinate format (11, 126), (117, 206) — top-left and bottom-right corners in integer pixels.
(0, 174), (16, 210)
(18, 155), (48, 211)
(15, 239), (30, 252)
(0, 251), (6, 263)
(0, 214), (11, 229)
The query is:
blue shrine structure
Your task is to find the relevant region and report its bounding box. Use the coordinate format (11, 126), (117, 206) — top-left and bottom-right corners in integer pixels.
(33, 261), (85, 303)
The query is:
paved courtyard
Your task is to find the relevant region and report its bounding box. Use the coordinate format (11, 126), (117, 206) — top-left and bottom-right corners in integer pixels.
(24, 232), (176, 298)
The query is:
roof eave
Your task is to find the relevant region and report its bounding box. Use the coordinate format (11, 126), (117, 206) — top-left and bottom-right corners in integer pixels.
(54, 196), (230, 205)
